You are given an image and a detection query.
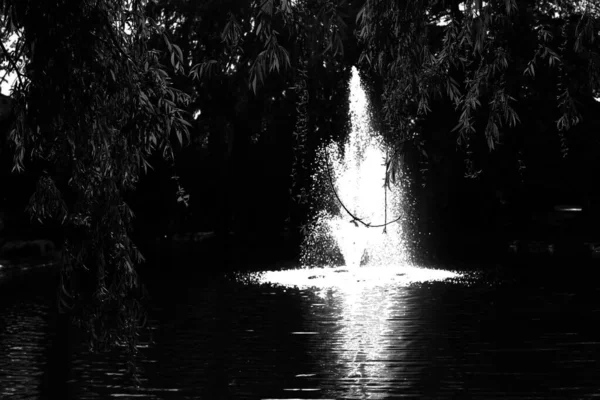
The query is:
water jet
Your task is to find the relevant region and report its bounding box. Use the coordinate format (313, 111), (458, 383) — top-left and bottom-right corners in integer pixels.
(301, 66), (408, 269)
(255, 67), (462, 290)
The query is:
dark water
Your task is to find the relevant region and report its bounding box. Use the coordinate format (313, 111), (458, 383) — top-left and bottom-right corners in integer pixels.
(2, 263), (600, 399)
(0, 265), (55, 399)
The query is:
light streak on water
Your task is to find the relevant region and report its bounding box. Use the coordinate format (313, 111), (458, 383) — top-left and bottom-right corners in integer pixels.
(254, 263), (462, 400)
(258, 265), (461, 292)
(554, 205), (582, 212)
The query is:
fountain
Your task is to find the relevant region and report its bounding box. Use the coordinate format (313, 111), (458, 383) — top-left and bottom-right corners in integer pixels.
(254, 66), (462, 290)
(303, 66), (408, 269)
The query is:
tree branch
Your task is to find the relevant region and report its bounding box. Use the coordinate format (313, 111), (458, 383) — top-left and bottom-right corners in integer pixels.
(323, 147), (402, 230)
(0, 39), (25, 90)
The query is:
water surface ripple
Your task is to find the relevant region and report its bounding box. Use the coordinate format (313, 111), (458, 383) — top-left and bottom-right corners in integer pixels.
(0, 293), (52, 399)
(2, 266), (600, 399)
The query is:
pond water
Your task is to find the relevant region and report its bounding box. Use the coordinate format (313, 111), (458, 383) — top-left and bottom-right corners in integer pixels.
(2, 263), (600, 399)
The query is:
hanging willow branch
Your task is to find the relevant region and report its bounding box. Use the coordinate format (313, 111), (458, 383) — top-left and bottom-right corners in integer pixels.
(384, 147), (388, 233)
(290, 63), (309, 204)
(5, 0), (192, 382)
(290, 2), (310, 206)
(323, 147), (402, 230)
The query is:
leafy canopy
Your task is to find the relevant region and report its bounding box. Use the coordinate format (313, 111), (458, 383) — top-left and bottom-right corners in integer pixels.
(1, 0), (191, 370)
